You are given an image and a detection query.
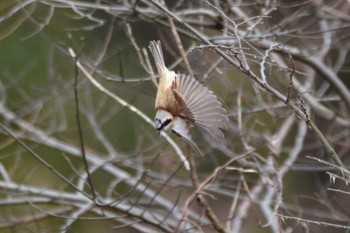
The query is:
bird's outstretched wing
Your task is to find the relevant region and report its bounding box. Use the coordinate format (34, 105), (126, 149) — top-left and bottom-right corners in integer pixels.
(172, 74), (228, 141)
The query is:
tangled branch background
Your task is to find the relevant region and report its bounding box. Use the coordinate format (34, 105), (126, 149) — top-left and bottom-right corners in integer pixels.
(0, 0), (349, 232)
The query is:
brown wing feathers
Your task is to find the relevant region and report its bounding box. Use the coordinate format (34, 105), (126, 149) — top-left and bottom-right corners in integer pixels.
(173, 74), (228, 141)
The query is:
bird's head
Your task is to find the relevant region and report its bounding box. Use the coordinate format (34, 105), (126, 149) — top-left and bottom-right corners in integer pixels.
(154, 109), (173, 131)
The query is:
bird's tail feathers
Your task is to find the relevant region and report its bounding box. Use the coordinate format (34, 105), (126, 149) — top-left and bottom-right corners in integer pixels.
(149, 40), (165, 73)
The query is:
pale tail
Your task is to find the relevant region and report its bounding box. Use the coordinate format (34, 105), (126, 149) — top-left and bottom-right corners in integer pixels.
(149, 41), (165, 73)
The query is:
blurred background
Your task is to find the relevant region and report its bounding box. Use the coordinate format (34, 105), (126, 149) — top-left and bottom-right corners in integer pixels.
(0, 0), (349, 232)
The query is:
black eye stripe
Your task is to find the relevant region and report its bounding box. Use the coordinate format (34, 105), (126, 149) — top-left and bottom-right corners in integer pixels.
(157, 118), (172, 130)
(163, 119), (171, 127)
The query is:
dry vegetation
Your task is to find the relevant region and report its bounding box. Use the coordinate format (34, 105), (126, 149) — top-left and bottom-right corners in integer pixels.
(0, 0), (349, 232)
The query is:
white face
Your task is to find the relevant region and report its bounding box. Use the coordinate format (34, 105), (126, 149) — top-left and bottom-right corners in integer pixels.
(154, 110), (173, 131)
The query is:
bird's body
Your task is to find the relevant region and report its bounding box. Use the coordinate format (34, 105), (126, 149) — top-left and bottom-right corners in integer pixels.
(149, 41), (228, 148)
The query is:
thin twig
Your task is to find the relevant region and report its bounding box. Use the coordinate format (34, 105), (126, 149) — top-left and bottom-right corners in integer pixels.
(286, 54), (295, 103)
(166, 13), (195, 78)
(93, 16), (116, 67)
(117, 48), (125, 82)
(276, 214), (350, 230)
(73, 53), (96, 200)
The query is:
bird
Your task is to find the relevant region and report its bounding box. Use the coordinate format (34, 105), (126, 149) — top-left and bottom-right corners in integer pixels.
(149, 41), (228, 151)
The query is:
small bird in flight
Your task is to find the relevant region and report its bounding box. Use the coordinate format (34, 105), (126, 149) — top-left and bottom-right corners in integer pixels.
(149, 41), (228, 151)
